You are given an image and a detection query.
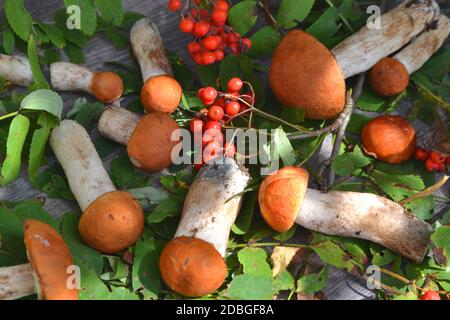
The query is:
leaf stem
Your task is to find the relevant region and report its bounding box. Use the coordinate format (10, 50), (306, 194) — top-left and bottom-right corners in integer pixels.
(0, 111), (19, 121)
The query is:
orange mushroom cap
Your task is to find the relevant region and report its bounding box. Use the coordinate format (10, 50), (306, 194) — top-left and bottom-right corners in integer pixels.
(369, 57), (410, 97)
(140, 75), (182, 113)
(362, 115), (416, 164)
(159, 237), (227, 297)
(258, 167), (309, 233)
(78, 191), (144, 254)
(24, 219), (78, 300)
(127, 112), (181, 172)
(90, 71), (124, 103)
(269, 30), (346, 120)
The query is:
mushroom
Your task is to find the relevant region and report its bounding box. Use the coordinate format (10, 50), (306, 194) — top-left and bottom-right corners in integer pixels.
(50, 62), (124, 103)
(49, 120), (144, 253)
(0, 54), (33, 87)
(130, 18), (182, 113)
(258, 167), (433, 263)
(362, 115), (416, 164)
(269, 0), (440, 120)
(370, 14), (450, 97)
(0, 220), (78, 300)
(98, 105), (181, 172)
(159, 157), (250, 297)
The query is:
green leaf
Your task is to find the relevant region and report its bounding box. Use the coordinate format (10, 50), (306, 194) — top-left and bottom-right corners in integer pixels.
(105, 27), (128, 49)
(2, 29), (15, 54)
(431, 225), (450, 265)
(281, 107), (305, 124)
(64, 42), (86, 64)
(246, 26), (281, 58)
(228, 0), (258, 35)
(147, 196), (184, 224)
(332, 145), (372, 176)
(1, 115), (30, 186)
(232, 191), (257, 235)
(311, 240), (355, 271)
(110, 153), (147, 189)
(198, 64), (220, 88)
(64, 0), (98, 36)
(273, 127), (296, 166)
(0, 207), (27, 263)
(61, 213), (104, 274)
(227, 274), (273, 300)
(297, 267), (329, 294)
(347, 113), (370, 135)
(219, 55), (240, 91)
(27, 35), (51, 90)
(238, 247), (272, 278)
(21, 89), (63, 120)
(4, 0), (33, 41)
(128, 186), (169, 211)
(169, 53), (194, 90)
(419, 48), (450, 79)
(66, 98), (104, 131)
(372, 170), (425, 202)
(28, 113), (58, 184)
(33, 166), (75, 200)
(306, 7), (339, 44)
(11, 200), (58, 229)
(371, 247), (396, 266)
(277, 0), (316, 29)
(96, 0), (124, 26)
(273, 270), (295, 292)
(38, 23), (66, 48)
(356, 88), (386, 112)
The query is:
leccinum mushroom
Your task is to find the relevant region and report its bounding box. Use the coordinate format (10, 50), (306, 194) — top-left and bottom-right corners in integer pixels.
(50, 120), (144, 253)
(259, 167), (433, 263)
(159, 158), (250, 297)
(98, 105), (180, 172)
(0, 220), (78, 300)
(50, 62), (124, 103)
(269, 0), (440, 119)
(130, 19), (182, 114)
(370, 14), (450, 97)
(0, 54), (33, 87)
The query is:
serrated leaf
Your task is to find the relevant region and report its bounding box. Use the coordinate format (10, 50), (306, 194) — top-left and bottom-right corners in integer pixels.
(219, 55), (240, 91)
(273, 127), (296, 166)
(2, 29), (15, 54)
(147, 196), (184, 224)
(21, 89), (63, 119)
(27, 35), (51, 90)
(61, 213), (104, 274)
(419, 48), (450, 79)
(4, 0), (33, 41)
(110, 153), (147, 190)
(356, 88), (386, 111)
(273, 270), (295, 292)
(306, 7), (339, 44)
(228, 0), (258, 35)
(372, 170), (425, 202)
(105, 27), (128, 49)
(281, 107), (304, 124)
(66, 97), (104, 131)
(238, 247), (272, 278)
(1, 115), (30, 186)
(96, 0), (124, 27)
(128, 186), (169, 211)
(38, 23), (66, 48)
(0, 207), (27, 263)
(278, 0), (316, 29)
(246, 26), (281, 58)
(227, 274), (273, 300)
(64, 42), (86, 64)
(33, 166), (75, 201)
(64, 0), (98, 36)
(311, 240), (355, 271)
(431, 225), (450, 265)
(332, 145), (372, 176)
(12, 200), (58, 229)
(371, 247), (396, 266)
(297, 267), (329, 294)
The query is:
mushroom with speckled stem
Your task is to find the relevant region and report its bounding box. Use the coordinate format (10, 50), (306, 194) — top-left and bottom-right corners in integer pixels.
(50, 120), (144, 254)
(0, 220), (78, 300)
(0, 54), (33, 87)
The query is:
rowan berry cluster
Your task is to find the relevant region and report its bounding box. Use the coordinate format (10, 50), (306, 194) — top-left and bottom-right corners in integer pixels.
(189, 77), (254, 169)
(415, 148), (449, 173)
(168, 0), (252, 65)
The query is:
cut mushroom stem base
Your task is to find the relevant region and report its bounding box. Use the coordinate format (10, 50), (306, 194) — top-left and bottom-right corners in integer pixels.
(0, 263), (35, 300)
(0, 54), (33, 87)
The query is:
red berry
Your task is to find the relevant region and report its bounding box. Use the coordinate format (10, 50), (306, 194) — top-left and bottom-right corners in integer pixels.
(212, 9), (228, 26)
(214, 49), (224, 61)
(191, 8), (199, 18)
(215, 97), (226, 108)
(215, 0), (229, 11)
(430, 151), (445, 164)
(188, 41), (201, 55)
(200, 9), (210, 19)
(193, 21), (211, 38)
(225, 101), (240, 116)
(227, 33), (238, 44)
(205, 140), (222, 154)
(447, 156), (450, 165)
(194, 163), (203, 171)
(168, 0), (182, 11)
(202, 129), (223, 145)
(229, 43), (239, 54)
(223, 143), (236, 157)
(204, 120), (221, 131)
(227, 77), (244, 92)
(421, 290), (441, 300)
(198, 87), (218, 104)
(202, 51), (216, 65)
(190, 119), (204, 133)
(437, 163), (446, 173)
(193, 52), (205, 65)
(194, 0), (201, 5)
(425, 158), (440, 172)
(202, 36), (220, 51)
(241, 38), (252, 51)
(179, 18), (194, 33)
(415, 148), (430, 162)
(208, 105), (224, 121)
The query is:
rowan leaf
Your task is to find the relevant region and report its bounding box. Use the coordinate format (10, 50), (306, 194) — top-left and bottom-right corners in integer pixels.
(27, 35), (51, 90)
(147, 196), (184, 224)
(2, 28), (15, 54)
(228, 0), (258, 35)
(238, 247), (272, 278)
(4, 0), (33, 41)
(227, 274), (273, 300)
(278, 0), (315, 29)
(64, 0), (98, 36)
(246, 26), (281, 58)
(273, 127), (296, 166)
(38, 23), (66, 48)
(95, 0), (124, 27)
(306, 7), (339, 44)
(0, 207), (27, 263)
(332, 145), (372, 176)
(297, 267), (329, 294)
(21, 89), (63, 119)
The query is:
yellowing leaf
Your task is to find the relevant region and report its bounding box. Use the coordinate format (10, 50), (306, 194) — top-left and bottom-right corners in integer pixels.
(271, 246), (304, 277)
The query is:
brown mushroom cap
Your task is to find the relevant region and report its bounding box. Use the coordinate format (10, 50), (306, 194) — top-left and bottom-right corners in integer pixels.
(269, 30), (346, 120)
(141, 75), (182, 113)
(362, 115), (416, 164)
(369, 58), (410, 97)
(159, 237), (227, 297)
(259, 167), (309, 233)
(24, 220), (78, 300)
(78, 191), (144, 254)
(127, 112), (181, 172)
(90, 71), (124, 103)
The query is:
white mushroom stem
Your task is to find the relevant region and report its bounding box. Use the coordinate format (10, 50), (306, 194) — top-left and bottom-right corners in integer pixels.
(394, 14), (450, 74)
(0, 263), (35, 300)
(174, 158), (250, 256)
(0, 54), (33, 87)
(50, 120), (116, 211)
(130, 18), (173, 82)
(50, 62), (93, 94)
(332, 0), (440, 78)
(98, 106), (140, 146)
(296, 189), (433, 263)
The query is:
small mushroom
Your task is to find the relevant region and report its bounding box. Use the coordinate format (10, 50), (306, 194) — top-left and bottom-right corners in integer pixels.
(0, 54), (33, 87)
(130, 18), (182, 113)
(370, 14), (450, 97)
(50, 62), (124, 103)
(98, 105), (181, 172)
(258, 167), (433, 263)
(362, 115), (416, 164)
(159, 158), (250, 297)
(269, 0), (440, 119)
(0, 220), (78, 300)
(50, 120), (144, 253)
